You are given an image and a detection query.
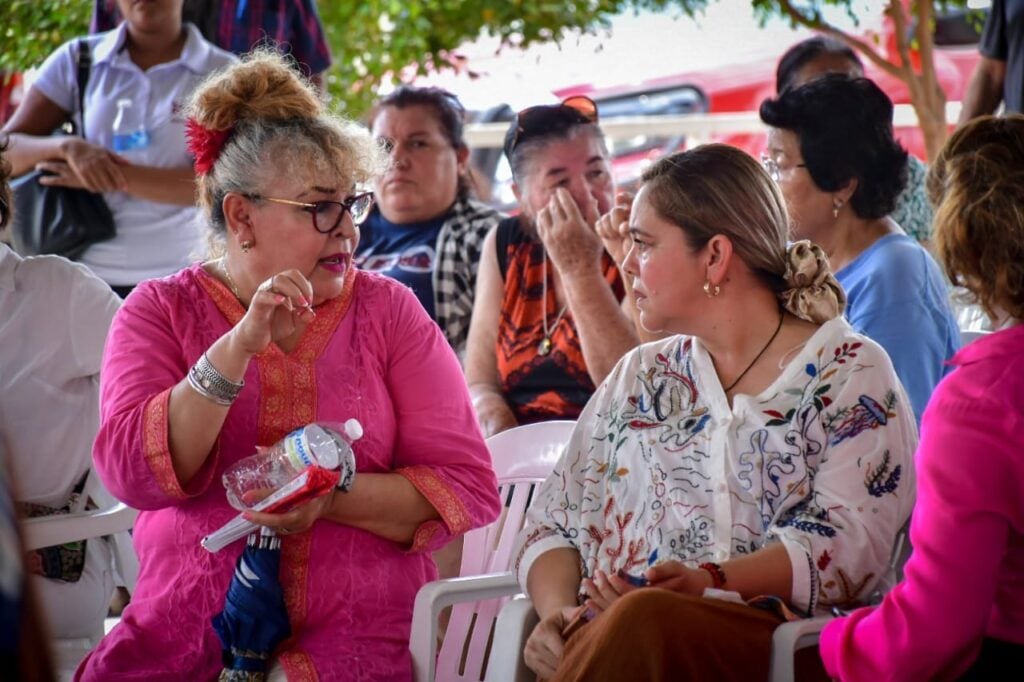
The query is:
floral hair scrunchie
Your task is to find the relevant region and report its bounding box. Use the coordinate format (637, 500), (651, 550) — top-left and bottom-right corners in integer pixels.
(780, 240), (847, 324)
(185, 118), (232, 176)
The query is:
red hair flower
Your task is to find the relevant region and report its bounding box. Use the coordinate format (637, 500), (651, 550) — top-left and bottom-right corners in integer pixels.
(185, 118), (232, 175)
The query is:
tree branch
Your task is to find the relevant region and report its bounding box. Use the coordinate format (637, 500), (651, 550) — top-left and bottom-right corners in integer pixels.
(774, 0), (907, 81)
(915, 0), (942, 110)
(888, 0), (916, 74)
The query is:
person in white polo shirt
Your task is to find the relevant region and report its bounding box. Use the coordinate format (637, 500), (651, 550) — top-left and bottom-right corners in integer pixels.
(2, 0), (236, 297)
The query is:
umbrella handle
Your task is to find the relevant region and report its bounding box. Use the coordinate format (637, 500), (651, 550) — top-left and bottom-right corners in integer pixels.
(202, 513), (259, 553)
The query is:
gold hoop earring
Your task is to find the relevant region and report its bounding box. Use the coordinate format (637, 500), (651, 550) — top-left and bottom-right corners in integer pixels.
(241, 240), (253, 253)
(703, 280), (720, 298)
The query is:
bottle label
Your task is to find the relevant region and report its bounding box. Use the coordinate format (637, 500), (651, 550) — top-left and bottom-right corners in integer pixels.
(283, 427), (316, 471)
(112, 130), (150, 152)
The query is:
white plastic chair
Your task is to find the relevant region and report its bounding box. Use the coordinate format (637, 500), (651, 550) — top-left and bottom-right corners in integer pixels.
(410, 420), (575, 682)
(485, 522), (915, 682)
(960, 328), (991, 346)
(768, 521), (913, 682)
(21, 469), (138, 677)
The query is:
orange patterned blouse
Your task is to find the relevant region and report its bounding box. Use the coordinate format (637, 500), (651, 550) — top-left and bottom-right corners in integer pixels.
(495, 216), (625, 423)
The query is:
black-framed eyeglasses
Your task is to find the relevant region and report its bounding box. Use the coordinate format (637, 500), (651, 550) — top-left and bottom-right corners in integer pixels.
(760, 154), (807, 183)
(247, 192), (374, 232)
(505, 95), (599, 157)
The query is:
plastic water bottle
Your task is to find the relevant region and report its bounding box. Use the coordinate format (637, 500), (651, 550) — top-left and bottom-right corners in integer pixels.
(222, 420), (362, 511)
(111, 98), (150, 152)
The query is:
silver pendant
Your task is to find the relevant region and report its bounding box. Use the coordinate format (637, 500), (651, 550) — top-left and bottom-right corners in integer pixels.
(537, 337), (552, 356)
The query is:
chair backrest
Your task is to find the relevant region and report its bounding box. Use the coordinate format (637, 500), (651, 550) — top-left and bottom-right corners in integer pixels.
(436, 420), (575, 682)
(20, 468), (139, 675)
(960, 328), (991, 346)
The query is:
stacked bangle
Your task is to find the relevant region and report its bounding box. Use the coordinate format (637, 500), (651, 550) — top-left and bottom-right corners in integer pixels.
(698, 561), (727, 589)
(187, 352), (244, 406)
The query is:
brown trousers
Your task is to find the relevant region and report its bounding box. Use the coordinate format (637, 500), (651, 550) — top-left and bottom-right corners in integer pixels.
(548, 589), (830, 682)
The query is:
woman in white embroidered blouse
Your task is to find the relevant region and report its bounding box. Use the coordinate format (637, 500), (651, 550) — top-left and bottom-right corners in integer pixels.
(514, 144), (918, 681)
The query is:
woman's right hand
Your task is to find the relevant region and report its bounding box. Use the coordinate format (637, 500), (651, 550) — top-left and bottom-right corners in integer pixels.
(58, 137), (128, 193)
(524, 604), (578, 679)
(231, 269), (316, 356)
(472, 392), (518, 438)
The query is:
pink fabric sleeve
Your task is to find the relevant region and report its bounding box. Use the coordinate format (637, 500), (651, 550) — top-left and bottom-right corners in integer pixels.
(384, 286), (501, 554)
(820, 369), (1017, 681)
(93, 282), (220, 510)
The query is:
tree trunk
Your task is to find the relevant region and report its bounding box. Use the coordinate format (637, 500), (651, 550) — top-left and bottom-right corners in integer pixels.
(910, 87), (949, 162)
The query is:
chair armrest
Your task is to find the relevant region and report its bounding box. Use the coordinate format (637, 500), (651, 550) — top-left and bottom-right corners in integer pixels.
(22, 503), (138, 551)
(489, 596), (540, 682)
(768, 616), (834, 682)
(410, 572), (522, 682)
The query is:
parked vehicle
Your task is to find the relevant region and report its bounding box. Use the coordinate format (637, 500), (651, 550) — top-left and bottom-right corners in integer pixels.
(469, 6), (985, 211)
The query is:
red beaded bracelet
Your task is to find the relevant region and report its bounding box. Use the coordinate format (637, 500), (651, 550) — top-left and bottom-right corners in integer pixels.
(698, 562), (727, 589)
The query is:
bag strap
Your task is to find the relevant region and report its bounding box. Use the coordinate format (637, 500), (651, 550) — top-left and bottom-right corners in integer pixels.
(496, 218), (515, 282)
(75, 38), (92, 138)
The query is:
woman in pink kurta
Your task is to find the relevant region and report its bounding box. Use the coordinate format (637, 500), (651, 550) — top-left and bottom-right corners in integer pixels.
(820, 116), (1024, 679)
(78, 53), (500, 681)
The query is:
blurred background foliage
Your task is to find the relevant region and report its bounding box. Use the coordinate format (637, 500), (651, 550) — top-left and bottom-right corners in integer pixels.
(317, 0), (707, 116)
(0, 0), (91, 76)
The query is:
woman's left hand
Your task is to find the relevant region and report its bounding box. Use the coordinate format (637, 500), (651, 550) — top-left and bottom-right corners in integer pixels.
(581, 569), (640, 616)
(243, 489), (335, 536)
(595, 191), (633, 268)
(645, 561), (714, 596)
(34, 159), (91, 191)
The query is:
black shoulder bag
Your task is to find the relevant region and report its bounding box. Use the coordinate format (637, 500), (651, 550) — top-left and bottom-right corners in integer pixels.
(10, 38), (116, 260)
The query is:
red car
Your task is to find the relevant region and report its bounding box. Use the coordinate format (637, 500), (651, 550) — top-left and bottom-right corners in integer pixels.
(469, 7), (984, 207)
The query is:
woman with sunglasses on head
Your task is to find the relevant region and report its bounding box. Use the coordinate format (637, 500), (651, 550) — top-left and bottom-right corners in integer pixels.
(760, 75), (959, 424)
(464, 97), (640, 437)
(514, 144), (917, 681)
(78, 52), (500, 681)
(357, 87), (503, 358)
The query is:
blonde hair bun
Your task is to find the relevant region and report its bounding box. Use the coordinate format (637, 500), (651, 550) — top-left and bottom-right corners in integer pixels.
(187, 50), (321, 132)
(781, 240), (846, 323)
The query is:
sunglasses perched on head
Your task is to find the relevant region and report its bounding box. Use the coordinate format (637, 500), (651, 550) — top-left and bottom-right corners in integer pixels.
(506, 95), (599, 156)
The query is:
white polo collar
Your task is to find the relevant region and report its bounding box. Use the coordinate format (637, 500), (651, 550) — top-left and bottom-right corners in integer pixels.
(93, 22), (215, 75)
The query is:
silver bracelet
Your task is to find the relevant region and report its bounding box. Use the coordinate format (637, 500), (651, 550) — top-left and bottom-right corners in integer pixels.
(187, 352), (244, 406)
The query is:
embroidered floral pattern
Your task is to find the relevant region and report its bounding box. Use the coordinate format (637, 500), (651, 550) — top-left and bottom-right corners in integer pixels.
(514, 318), (917, 613)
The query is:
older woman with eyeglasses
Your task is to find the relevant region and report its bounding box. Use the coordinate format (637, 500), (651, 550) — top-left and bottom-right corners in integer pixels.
(759, 75), (959, 423)
(77, 52), (500, 681)
(464, 96), (640, 437)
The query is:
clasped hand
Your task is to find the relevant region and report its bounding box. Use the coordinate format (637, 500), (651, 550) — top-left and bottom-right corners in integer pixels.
(231, 269), (317, 356)
(524, 562), (713, 678)
(37, 137), (128, 193)
(242, 488), (335, 536)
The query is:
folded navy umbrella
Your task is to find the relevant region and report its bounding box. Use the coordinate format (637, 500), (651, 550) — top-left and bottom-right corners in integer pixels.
(212, 529), (291, 681)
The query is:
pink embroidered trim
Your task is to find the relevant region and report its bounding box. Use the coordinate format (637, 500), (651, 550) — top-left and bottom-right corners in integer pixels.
(398, 465), (471, 552)
(142, 388), (187, 500)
